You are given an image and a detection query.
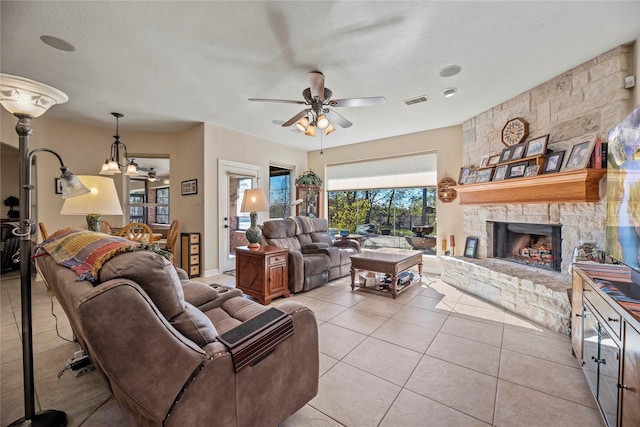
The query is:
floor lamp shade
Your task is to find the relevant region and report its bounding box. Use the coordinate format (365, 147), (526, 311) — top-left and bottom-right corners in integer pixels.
(240, 188), (269, 248)
(60, 175), (123, 231)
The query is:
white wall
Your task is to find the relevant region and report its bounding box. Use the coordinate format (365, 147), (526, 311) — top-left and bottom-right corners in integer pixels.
(201, 123), (308, 276)
(307, 125), (465, 256)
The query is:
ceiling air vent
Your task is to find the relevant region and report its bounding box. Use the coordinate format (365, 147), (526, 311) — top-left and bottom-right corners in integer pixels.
(403, 95), (430, 106)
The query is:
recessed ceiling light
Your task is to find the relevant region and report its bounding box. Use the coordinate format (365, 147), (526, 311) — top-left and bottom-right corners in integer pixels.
(272, 119), (284, 125)
(40, 35), (75, 52)
(442, 88), (457, 98)
(439, 65), (462, 78)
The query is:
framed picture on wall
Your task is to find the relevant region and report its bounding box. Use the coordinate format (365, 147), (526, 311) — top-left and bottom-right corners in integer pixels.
(543, 151), (565, 173)
(563, 140), (596, 171)
(506, 161), (529, 178)
(54, 178), (63, 195)
(525, 134), (549, 157)
(499, 147), (512, 163)
(493, 164), (508, 181)
(475, 168), (493, 183)
(487, 154), (501, 166)
(181, 179), (198, 195)
(458, 166), (473, 185)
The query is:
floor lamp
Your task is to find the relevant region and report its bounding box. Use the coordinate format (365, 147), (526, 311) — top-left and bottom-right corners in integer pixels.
(1, 74), (90, 427)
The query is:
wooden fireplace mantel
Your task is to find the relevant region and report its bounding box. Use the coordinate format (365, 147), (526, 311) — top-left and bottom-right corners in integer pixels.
(453, 169), (607, 205)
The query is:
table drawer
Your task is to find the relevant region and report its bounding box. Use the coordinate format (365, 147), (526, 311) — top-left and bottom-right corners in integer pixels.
(585, 287), (622, 338)
(190, 255), (199, 265)
(268, 254), (286, 265)
(189, 234), (200, 244)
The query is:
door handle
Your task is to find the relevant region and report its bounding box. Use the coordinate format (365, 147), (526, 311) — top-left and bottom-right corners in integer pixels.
(224, 225), (229, 229)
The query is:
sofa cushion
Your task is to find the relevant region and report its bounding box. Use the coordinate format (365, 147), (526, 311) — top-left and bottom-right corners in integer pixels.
(100, 251), (218, 346)
(262, 219), (302, 250)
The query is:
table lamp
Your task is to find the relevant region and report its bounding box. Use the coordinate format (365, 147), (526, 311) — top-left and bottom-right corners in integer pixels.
(240, 188), (269, 248)
(60, 175), (123, 231)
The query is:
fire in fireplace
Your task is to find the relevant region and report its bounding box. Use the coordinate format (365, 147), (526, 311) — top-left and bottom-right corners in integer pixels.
(492, 222), (562, 271)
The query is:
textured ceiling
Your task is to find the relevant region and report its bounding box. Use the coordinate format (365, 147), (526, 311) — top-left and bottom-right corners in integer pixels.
(1, 1), (639, 152)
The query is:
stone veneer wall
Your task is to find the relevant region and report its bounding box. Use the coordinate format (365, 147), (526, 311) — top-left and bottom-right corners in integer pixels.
(441, 257), (572, 334)
(460, 45), (634, 275)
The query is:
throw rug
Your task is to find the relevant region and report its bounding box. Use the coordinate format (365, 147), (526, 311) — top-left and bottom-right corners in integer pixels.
(39, 227), (140, 285)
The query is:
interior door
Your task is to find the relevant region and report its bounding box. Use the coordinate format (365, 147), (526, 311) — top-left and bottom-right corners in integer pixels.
(218, 160), (260, 273)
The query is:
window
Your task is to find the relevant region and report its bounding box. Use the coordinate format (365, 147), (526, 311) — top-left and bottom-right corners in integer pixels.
(155, 188), (170, 224)
(327, 186), (437, 250)
(269, 166), (291, 218)
(236, 178), (252, 231)
(129, 193), (145, 223)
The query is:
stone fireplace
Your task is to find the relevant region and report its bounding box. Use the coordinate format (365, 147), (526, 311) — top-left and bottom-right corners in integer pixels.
(492, 221), (562, 272)
(440, 45), (632, 333)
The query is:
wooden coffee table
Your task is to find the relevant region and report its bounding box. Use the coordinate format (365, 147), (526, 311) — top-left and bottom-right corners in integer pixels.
(350, 248), (423, 299)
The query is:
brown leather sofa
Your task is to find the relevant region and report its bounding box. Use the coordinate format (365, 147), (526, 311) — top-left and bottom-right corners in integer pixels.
(36, 249), (319, 426)
(260, 217), (360, 293)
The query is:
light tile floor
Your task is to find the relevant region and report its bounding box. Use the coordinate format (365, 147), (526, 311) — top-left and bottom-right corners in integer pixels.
(1, 269), (605, 426)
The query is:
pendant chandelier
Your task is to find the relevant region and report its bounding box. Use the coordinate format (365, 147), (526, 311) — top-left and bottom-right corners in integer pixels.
(99, 112), (138, 175)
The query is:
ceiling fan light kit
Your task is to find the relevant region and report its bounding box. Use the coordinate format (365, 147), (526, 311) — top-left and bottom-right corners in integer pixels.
(249, 71), (385, 137)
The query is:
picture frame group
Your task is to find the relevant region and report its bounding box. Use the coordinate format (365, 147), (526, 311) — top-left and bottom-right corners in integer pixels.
(458, 134), (599, 184)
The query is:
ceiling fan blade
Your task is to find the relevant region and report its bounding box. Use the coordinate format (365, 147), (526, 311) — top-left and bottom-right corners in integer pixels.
(282, 109), (310, 127)
(248, 98), (306, 105)
(327, 109), (352, 128)
(329, 96), (386, 107)
(309, 71), (325, 99)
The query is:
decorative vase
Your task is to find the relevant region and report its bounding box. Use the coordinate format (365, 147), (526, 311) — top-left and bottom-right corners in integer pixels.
(245, 211), (262, 248)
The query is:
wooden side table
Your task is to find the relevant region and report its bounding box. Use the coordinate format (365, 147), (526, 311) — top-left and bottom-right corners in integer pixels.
(235, 245), (290, 305)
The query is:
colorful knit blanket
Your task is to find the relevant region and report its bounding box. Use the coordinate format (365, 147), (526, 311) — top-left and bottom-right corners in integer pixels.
(40, 227), (139, 285)
(596, 279), (640, 322)
(291, 216), (315, 235)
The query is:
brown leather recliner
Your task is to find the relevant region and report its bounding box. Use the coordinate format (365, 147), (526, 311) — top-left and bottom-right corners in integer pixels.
(260, 217), (360, 293)
(36, 249), (319, 426)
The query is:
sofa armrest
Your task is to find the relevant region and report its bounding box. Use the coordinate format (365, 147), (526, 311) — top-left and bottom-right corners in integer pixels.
(287, 250), (305, 293)
(175, 267), (190, 280)
(334, 239), (361, 252)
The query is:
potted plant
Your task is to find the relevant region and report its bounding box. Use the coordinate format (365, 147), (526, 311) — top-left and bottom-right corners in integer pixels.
(295, 170), (323, 188)
(4, 196), (19, 219)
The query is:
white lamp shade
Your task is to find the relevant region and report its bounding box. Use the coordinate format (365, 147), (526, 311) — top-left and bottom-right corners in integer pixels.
(295, 117), (309, 132)
(0, 73), (68, 117)
(60, 175), (123, 215)
(240, 188), (269, 213)
(317, 115), (329, 129)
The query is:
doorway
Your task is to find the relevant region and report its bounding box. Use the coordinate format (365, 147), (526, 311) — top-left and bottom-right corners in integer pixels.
(218, 160), (261, 273)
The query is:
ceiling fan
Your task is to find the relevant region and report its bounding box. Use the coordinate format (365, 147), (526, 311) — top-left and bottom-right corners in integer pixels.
(249, 71), (385, 136)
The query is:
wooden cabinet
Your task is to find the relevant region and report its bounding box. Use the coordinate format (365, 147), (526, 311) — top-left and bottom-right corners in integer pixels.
(296, 184), (321, 217)
(572, 264), (640, 427)
(180, 232), (201, 278)
(235, 245), (290, 305)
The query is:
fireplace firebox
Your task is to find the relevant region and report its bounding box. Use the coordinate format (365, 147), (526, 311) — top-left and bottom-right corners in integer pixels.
(492, 222), (562, 271)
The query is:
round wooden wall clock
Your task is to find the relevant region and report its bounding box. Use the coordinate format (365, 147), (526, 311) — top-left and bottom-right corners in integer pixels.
(437, 177), (457, 203)
(501, 117), (529, 146)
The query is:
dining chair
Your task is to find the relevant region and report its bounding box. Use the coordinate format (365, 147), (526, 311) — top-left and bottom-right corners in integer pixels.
(165, 219), (179, 256)
(100, 219), (114, 234)
(118, 222), (154, 243)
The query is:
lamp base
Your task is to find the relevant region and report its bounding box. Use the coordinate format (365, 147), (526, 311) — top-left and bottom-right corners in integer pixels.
(8, 409), (67, 427)
(86, 214), (101, 232)
(247, 242), (261, 249)
(245, 212), (262, 248)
